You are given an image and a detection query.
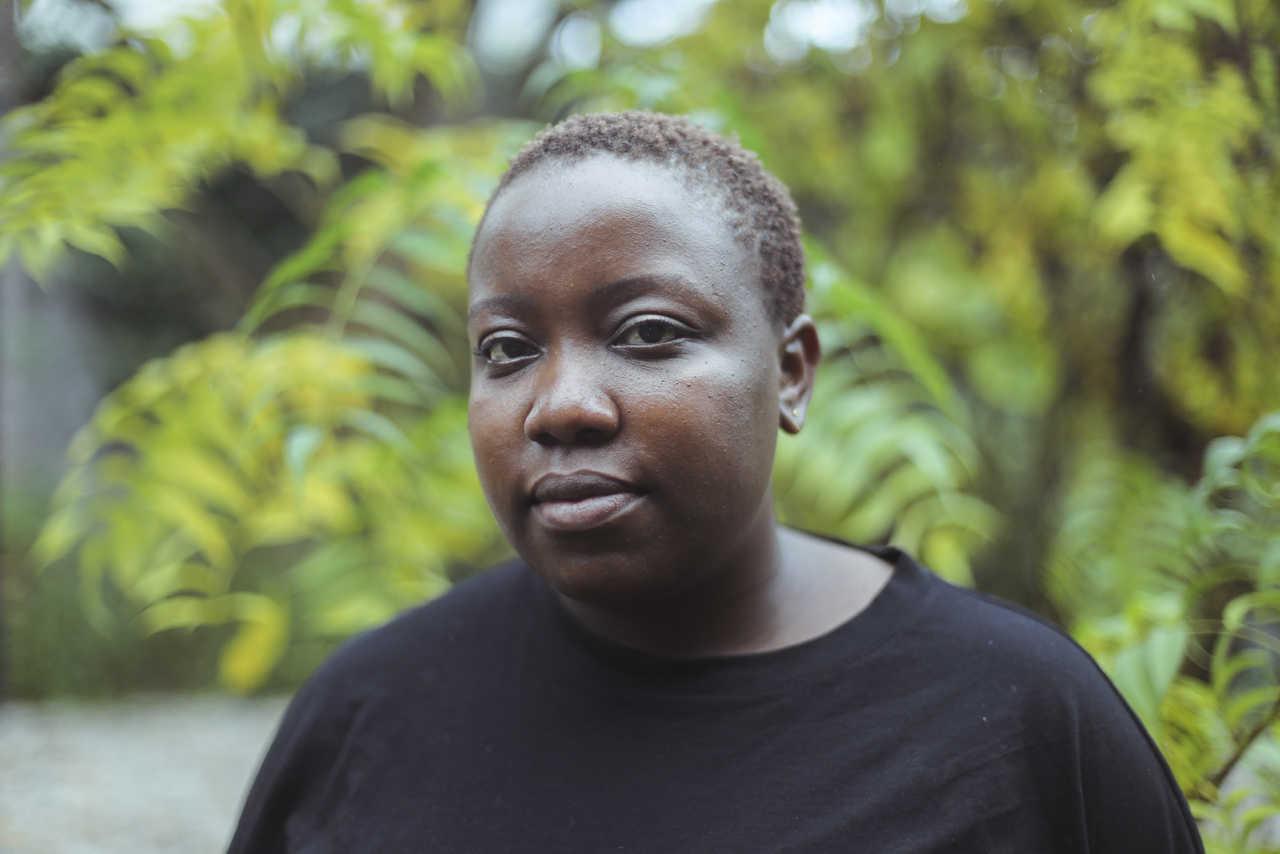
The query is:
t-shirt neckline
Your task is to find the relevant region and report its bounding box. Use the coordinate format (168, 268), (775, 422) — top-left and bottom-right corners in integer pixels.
(530, 538), (937, 696)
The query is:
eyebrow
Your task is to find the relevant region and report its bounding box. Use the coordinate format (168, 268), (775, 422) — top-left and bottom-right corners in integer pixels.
(585, 274), (705, 313)
(467, 293), (535, 323)
(466, 273), (714, 323)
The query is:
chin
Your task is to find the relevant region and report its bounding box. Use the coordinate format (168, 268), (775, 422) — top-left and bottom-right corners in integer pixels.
(524, 537), (692, 611)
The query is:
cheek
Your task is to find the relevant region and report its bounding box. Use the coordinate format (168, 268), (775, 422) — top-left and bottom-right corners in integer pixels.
(633, 352), (778, 489)
(467, 393), (520, 498)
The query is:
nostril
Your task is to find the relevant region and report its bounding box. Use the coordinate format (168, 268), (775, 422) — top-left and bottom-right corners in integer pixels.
(575, 426), (612, 447)
(530, 429), (560, 448)
(523, 386), (621, 446)
(529, 421), (616, 448)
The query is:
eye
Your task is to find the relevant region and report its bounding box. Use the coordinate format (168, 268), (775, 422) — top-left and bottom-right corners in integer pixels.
(614, 317), (686, 348)
(478, 334), (540, 365)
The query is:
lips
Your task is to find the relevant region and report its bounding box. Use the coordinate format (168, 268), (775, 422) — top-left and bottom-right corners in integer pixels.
(529, 471), (645, 532)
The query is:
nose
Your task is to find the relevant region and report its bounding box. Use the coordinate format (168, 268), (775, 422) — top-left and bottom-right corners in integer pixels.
(523, 349), (620, 447)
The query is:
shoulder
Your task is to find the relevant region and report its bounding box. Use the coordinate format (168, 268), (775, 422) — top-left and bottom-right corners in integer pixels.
(898, 561), (1202, 850)
(306, 558), (533, 700)
(885, 558), (1203, 850)
(910, 569), (1124, 716)
(231, 559), (535, 839)
(263, 558), (533, 731)
(880, 553), (1165, 757)
(229, 560), (534, 849)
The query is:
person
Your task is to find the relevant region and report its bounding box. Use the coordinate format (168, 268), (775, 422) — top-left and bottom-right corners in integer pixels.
(229, 112), (1203, 852)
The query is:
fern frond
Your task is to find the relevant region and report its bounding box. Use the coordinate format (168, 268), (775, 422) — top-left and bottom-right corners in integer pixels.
(0, 0), (476, 281)
(34, 332), (501, 692)
(240, 119), (529, 413)
(774, 251), (999, 585)
(1048, 436), (1199, 627)
(1053, 410), (1280, 840)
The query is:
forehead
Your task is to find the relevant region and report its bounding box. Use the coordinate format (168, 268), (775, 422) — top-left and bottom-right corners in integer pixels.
(469, 155), (761, 313)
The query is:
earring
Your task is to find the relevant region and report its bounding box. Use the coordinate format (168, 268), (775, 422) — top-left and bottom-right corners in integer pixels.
(791, 408), (800, 418)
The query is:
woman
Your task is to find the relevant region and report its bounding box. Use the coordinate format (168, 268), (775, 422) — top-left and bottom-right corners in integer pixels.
(230, 112), (1203, 852)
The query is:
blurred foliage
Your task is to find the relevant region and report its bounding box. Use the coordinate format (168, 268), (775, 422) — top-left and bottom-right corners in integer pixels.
(4, 0), (1280, 847)
(1052, 415), (1280, 848)
(1, 0), (474, 277)
(775, 245), (1000, 585)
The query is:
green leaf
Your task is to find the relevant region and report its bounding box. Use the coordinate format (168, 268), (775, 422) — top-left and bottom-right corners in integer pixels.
(285, 425), (326, 478)
(1152, 0), (1238, 33)
(349, 299), (458, 378)
(32, 508), (84, 567)
(1224, 685), (1280, 733)
(219, 594), (288, 694)
(1095, 166), (1154, 246)
(1159, 212), (1248, 297)
(364, 265), (464, 332)
(1110, 626), (1189, 730)
(344, 335), (442, 386)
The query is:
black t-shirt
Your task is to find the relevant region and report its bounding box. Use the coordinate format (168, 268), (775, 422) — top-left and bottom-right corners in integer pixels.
(229, 546), (1204, 853)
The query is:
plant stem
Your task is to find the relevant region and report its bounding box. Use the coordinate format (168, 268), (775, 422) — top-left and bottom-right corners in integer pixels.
(327, 255), (377, 336)
(1208, 702), (1280, 791)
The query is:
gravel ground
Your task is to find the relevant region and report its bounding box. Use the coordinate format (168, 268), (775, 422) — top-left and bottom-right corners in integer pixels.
(0, 695), (288, 854)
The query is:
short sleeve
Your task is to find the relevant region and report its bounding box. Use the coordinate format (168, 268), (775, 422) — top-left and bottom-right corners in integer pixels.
(1075, 676), (1205, 853)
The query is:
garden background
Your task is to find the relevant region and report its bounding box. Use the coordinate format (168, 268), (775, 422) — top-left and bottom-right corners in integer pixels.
(1, 0), (1278, 850)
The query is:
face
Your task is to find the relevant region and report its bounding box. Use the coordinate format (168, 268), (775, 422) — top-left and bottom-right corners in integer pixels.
(467, 155), (811, 609)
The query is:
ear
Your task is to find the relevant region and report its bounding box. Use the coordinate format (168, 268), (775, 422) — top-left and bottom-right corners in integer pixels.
(777, 314), (820, 435)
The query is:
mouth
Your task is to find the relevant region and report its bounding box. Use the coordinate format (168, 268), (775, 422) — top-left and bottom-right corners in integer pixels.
(529, 471), (646, 533)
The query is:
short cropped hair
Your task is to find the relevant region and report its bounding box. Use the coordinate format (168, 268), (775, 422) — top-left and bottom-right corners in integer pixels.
(478, 111), (805, 325)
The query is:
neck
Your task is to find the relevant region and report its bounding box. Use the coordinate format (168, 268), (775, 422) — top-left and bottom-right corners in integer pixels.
(556, 503), (787, 659)
(553, 524), (897, 661)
